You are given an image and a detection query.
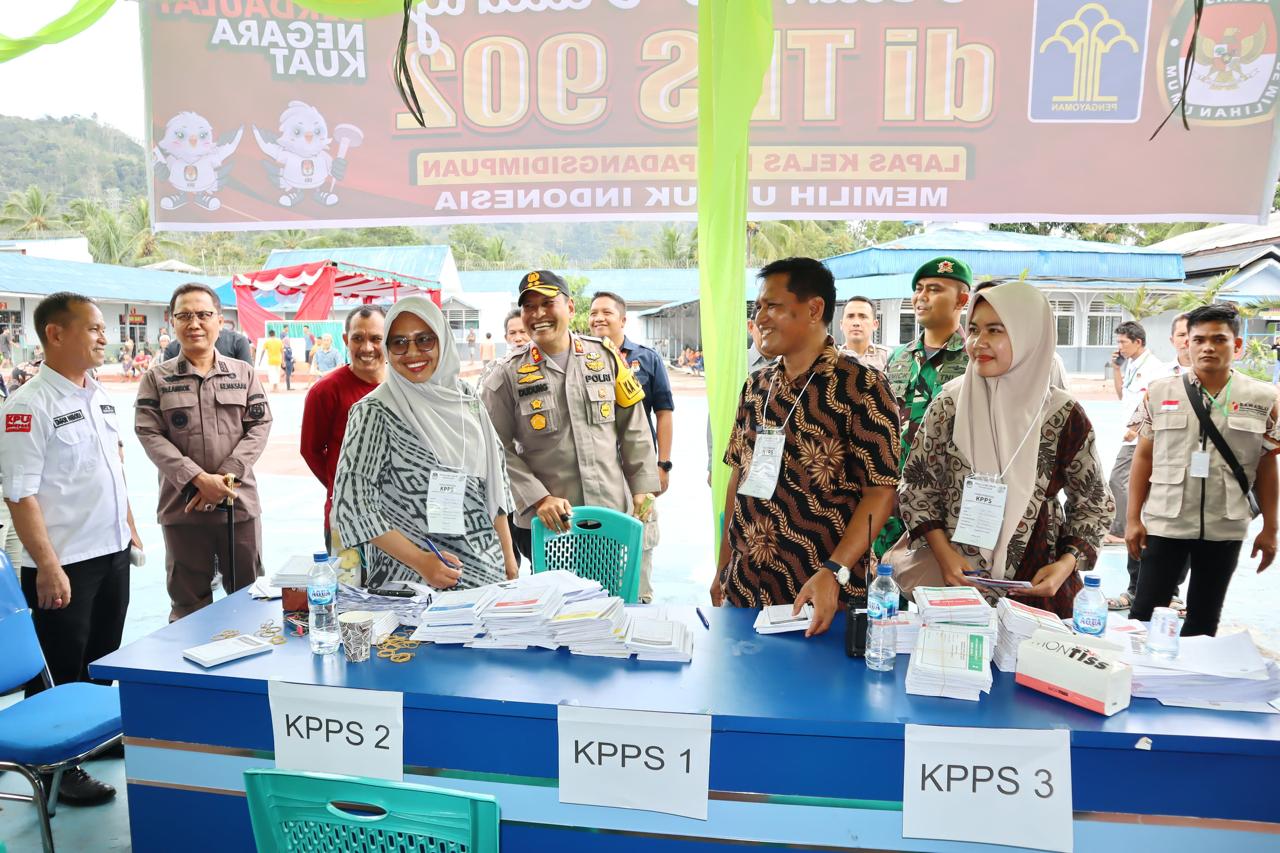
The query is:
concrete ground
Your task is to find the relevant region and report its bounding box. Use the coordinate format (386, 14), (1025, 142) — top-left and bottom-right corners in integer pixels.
(2, 369), (1277, 850)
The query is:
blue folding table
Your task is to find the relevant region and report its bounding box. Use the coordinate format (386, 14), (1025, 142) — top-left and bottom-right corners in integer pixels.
(92, 591), (1280, 851)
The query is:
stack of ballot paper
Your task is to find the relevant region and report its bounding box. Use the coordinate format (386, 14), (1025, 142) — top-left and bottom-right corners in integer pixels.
(753, 604), (813, 634)
(891, 611), (922, 653)
(411, 586), (498, 644)
(475, 582), (567, 649)
(914, 586), (994, 627)
(625, 617), (694, 663)
(905, 625), (993, 701)
(551, 597), (632, 657)
(1124, 631), (1280, 705)
(994, 598), (1071, 671)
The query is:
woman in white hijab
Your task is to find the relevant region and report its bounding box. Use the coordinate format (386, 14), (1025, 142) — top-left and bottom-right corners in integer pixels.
(896, 282), (1114, 617)
(333, 296), (517, 589)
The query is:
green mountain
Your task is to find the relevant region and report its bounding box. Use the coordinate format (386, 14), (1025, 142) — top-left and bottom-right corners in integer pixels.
(0, 114), (147, 204)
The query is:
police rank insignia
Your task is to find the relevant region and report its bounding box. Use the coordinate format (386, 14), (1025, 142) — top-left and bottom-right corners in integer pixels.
(517, 363), (540, 374)
(586, 358), (605, 372)
(530, 413), (547, 430)
(518, 373), (545, 384)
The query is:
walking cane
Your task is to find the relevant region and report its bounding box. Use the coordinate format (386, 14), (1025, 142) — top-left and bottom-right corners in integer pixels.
(222, 474), (237, 594)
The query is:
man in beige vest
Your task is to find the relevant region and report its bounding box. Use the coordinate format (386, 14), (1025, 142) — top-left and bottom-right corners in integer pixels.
(1125, 303), (1278, 636)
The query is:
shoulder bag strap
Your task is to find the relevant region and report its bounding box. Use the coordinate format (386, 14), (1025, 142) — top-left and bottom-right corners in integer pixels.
(1182, 373), (1251, 498)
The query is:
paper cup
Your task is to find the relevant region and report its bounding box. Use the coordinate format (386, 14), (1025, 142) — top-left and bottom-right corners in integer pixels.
(338, 610), (374, 662)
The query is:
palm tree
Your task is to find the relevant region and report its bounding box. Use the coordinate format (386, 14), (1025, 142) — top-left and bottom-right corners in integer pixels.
(1168, 269), (1237, 313)
(2, 186), (60, 234)
(640, 225), (694, 268)
(121, 198), (180, 262)
(539, 251), (569, 269)
(61, 197), (104, 234)
(600, 246), (638, 268)
(1104, 285), (1172, 321)
(255, 229), (323, 253)
(480, 236), (521, 269)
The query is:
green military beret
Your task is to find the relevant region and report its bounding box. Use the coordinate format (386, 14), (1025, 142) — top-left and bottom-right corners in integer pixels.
(912, 256), (973, 290)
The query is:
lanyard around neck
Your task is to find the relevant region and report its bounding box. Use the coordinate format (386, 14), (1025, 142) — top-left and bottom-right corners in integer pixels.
(763, 368), (816, 433)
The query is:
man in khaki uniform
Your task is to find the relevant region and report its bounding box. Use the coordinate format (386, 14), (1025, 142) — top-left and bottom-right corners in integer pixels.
(136, 283), (272, 620)
(1126, 303), (1278, 637)
(480, 270), (659, 566)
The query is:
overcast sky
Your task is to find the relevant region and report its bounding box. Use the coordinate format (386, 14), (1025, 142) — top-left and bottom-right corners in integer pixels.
(0, 2), (146, 141)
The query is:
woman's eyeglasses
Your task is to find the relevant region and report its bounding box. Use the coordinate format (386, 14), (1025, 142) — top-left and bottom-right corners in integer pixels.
(387, 334), (438, 355)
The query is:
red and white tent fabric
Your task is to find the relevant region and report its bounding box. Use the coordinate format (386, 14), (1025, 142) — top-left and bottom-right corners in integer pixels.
(230, 260), (441, 341)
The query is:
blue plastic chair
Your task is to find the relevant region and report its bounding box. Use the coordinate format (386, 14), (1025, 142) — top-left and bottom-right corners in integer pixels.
(244, 768), (500, 852)
(0, 556), (122, 853)
(531, 506), (643, 603)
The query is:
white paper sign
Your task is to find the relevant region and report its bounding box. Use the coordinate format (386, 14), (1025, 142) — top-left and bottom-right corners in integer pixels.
(558, 705), (711, 820)
(903, 724), (1073, 853)
(951, 476), (1008, 550)
(268, 682), (403, 781)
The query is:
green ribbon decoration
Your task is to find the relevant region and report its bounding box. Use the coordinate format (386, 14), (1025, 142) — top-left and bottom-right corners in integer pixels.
(698, 0), (774, 551)
(0, 0), (118, 64)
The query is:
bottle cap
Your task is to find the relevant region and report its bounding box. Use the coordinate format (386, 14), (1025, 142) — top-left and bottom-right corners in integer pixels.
(1083, 574), (1101, 587)
(313, 552), (329, 563)
(876, 564), (893, 576)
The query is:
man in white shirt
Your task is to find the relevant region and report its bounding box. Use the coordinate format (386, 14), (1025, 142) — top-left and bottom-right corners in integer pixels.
(1105, 321), (1165, 555)
(0, 292), (143, 807)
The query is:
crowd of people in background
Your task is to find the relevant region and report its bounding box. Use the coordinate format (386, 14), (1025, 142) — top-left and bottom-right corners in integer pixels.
(2, 257), (1277, 806)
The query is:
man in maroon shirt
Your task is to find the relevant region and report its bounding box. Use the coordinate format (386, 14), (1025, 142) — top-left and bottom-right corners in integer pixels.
(300, 306), (386, 550)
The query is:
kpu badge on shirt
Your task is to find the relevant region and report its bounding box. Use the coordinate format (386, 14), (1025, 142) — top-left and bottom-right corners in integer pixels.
(427, 469), (468, 535)
(951, 474), (1008, 550)
(738, 428), (786, 500)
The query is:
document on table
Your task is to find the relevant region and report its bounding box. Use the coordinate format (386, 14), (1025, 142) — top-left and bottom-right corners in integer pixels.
(1158, 698), (1280, 714)
(1125, 631), (1269, 680)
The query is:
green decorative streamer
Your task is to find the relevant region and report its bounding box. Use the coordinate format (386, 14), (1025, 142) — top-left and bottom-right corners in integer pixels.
(698, 0), (774, 551)
(0, 0), (118, 64)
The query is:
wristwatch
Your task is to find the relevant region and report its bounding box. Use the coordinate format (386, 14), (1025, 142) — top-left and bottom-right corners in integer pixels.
(657, 460), (673, 472)
(822, 559), (851, 586)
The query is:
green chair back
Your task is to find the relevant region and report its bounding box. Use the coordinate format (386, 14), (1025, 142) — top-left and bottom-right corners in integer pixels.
(244, 769), (500, 853)
(531, 506), (643, 603)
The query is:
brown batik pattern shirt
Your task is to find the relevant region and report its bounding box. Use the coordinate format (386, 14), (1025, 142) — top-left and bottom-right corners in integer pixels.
(721, 338), (901, 607)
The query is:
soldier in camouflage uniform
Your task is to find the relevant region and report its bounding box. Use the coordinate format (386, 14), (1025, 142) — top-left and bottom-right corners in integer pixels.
(875, 257), (972, 556)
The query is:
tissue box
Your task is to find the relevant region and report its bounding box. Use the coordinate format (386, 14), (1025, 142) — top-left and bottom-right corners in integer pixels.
(1015, 629), (1132, 716)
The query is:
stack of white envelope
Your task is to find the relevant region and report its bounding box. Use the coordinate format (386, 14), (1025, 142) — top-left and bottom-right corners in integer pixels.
(625, 617), (694, 663)
(411, 586), (498, 644)
(753, 604), (813, 634)
(994, 598), (1071, 672)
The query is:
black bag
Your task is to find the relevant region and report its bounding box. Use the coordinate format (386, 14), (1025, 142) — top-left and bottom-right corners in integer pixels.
(1182, 374), (1261, 518)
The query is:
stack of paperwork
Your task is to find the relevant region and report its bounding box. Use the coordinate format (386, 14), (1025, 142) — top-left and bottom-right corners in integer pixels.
(412, 586), (498, 644)
(1124, 632), (1280, 708)
(269, 555), (316, 589)
(915, 586), (995, 629)
(994, 598), (1071, 672)
(905, 626), (994, 701)
(474, 583), (568, 649)
(625, 617), (694, 663)
(552, 597), (632, 657)
(753, 604), (813, 634)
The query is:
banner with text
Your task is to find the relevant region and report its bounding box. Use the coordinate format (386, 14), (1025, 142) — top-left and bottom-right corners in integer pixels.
(144, 0), (1280, 230)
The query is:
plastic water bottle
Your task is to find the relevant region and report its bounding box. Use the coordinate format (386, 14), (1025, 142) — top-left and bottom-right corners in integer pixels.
(1072, 574), (1107, 637)
(866, 564), (899, 672)
(308, 552), (340, 655)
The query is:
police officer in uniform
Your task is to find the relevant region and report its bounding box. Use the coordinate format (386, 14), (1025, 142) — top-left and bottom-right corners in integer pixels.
(136, 283), (272, 621)
(480, 271), (659, 563)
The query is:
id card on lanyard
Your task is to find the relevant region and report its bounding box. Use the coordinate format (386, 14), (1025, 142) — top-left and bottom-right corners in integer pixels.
(951, 475), (1008, 550)
(428, 469), (468, 535)
(737, 370), (817, 501)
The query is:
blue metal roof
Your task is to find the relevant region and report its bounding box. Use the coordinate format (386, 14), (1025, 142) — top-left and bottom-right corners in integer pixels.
(825, 228), (1184, 282)
(0, 253), (227, 304)
(264, 246), (452, 282)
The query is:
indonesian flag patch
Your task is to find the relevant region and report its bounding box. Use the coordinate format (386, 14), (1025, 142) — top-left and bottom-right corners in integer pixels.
(1160, 400), (1179, 412)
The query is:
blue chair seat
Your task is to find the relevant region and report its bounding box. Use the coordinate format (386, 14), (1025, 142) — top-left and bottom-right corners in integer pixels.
(0, 683), (121, 766)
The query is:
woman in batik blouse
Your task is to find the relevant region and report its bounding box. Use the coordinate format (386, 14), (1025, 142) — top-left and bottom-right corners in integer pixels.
(897, 282), (1114, 617)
